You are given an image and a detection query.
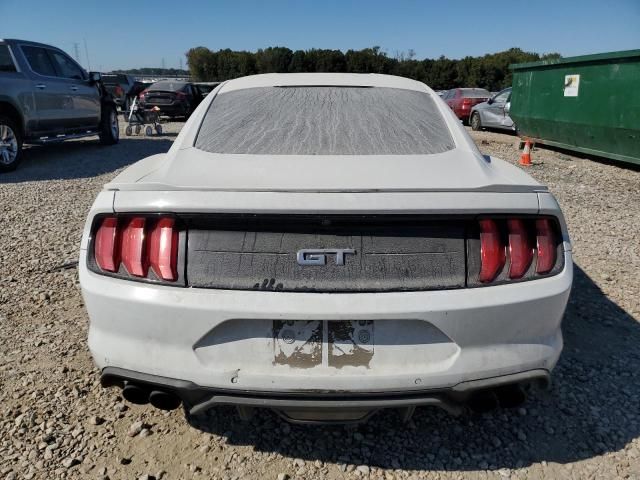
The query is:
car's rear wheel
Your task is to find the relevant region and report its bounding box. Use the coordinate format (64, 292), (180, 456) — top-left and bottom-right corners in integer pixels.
(99, 105), (119, 145)
(0, 115), (23, 172)
(471, 112), (482, 131)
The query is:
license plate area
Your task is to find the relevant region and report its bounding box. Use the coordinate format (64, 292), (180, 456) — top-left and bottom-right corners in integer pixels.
(273, 320), (374, 369)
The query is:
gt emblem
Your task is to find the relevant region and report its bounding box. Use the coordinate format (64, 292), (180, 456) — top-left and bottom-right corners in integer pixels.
(296, 248), (356, 266)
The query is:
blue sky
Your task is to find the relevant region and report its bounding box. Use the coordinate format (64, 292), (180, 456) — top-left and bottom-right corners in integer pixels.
(1, 0), (638, 71)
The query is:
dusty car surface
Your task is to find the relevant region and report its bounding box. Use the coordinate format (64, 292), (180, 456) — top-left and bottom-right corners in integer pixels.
(80, 73), (573, 424)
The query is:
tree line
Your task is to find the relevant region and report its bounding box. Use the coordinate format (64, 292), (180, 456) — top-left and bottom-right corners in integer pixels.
(112, 67), (190, 77)
(186, 46), (560, 91)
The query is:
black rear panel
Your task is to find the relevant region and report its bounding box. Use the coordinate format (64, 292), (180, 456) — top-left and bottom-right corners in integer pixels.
(185, 215), (466, 292)
(145, 92), (175, 104)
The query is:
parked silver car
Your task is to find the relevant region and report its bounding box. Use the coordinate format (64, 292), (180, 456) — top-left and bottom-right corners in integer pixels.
(470, 87), (515, 132)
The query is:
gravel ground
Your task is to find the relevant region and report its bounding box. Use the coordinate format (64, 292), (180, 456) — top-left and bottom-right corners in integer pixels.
(1, 122), (639, 480)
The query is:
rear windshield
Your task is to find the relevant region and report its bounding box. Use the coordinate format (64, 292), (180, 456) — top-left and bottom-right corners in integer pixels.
(195, 86), (454, 155)
(0, 45), (16, 72)
(461, 88), (491, 98)
(102, 74), (126, 84)
(149, 81), (186, 91)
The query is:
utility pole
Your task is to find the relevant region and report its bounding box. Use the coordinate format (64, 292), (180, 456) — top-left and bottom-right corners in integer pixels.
(83, 38), (92, 71)
(161, 57), (166, 70)
(179, 57), (183, 71)
(72, 42), (81, 64)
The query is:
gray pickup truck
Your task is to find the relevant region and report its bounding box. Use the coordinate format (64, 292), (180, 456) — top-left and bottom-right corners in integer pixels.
(0, 39), (119, 172)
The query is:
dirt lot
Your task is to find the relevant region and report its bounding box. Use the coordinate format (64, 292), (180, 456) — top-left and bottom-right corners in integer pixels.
(1, 123), (639, 480)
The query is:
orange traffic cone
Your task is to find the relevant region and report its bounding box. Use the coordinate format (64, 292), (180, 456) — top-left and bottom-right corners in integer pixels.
(520, 139), (532, 166)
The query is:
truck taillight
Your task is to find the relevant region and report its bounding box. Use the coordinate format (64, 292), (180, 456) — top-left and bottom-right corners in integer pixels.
(92, 216), (180, 282)
(478, 217), (561, 284)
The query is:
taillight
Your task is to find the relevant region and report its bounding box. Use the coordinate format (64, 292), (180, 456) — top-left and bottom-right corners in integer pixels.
(477, 217), (560, 284)
(479, 219), (505, 283)
(149, 218), (178, 281)
(507, 219), (533, 279)
(94, 217), (120, 272)
(92, 216), (180, 283)
(462, 98), (472, 106)
(121, 217), (148, 277)
(535, 219), (557, 274)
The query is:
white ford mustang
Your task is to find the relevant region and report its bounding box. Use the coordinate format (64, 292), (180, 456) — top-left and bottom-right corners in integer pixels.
(79, 73), (572, 424)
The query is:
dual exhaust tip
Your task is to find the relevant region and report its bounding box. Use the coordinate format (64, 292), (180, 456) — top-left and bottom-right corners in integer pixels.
(122, 382), (181, 411)
(467, 384), (527, 414)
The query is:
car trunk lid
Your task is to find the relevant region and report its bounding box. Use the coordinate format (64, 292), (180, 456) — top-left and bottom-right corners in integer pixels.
(145, 90), (177, 104)
(107, 147), (542, 194)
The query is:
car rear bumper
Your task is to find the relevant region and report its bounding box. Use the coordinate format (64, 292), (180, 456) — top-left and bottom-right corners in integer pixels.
(101, 366), (551, 422)
(144, 103), (188, 116)
(80, 248), (572, 395)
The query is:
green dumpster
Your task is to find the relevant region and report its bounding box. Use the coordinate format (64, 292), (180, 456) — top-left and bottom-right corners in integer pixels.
(509, 49), (640, 166)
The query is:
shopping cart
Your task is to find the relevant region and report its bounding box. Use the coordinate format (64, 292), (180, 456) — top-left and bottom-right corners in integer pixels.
(124, 97), (163, 136)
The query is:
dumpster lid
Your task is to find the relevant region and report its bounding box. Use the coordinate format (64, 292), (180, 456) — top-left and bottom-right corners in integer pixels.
(509, 49), (640, 71)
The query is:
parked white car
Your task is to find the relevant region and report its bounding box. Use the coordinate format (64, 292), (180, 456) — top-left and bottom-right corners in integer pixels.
(80, 73), (572, 424)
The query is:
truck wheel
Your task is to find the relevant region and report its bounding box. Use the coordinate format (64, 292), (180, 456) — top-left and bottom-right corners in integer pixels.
(471, 112), (482, 131)
(99, 105), (119, 145)
(0, 115), (23, 172)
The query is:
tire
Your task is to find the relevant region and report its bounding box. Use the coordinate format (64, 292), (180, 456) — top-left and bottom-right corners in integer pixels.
(155, 124), (162, 135)
(0, 115), (23, 172)
(471, 112), (482, 131)
(145, 126), (153, 136)
(135, 125), (141, 135)
(125, 125), (132, 136)
(99, 105), (119, 145)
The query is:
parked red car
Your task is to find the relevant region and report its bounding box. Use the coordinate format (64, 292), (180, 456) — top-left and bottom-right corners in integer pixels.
(442, 88), (491, 124)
